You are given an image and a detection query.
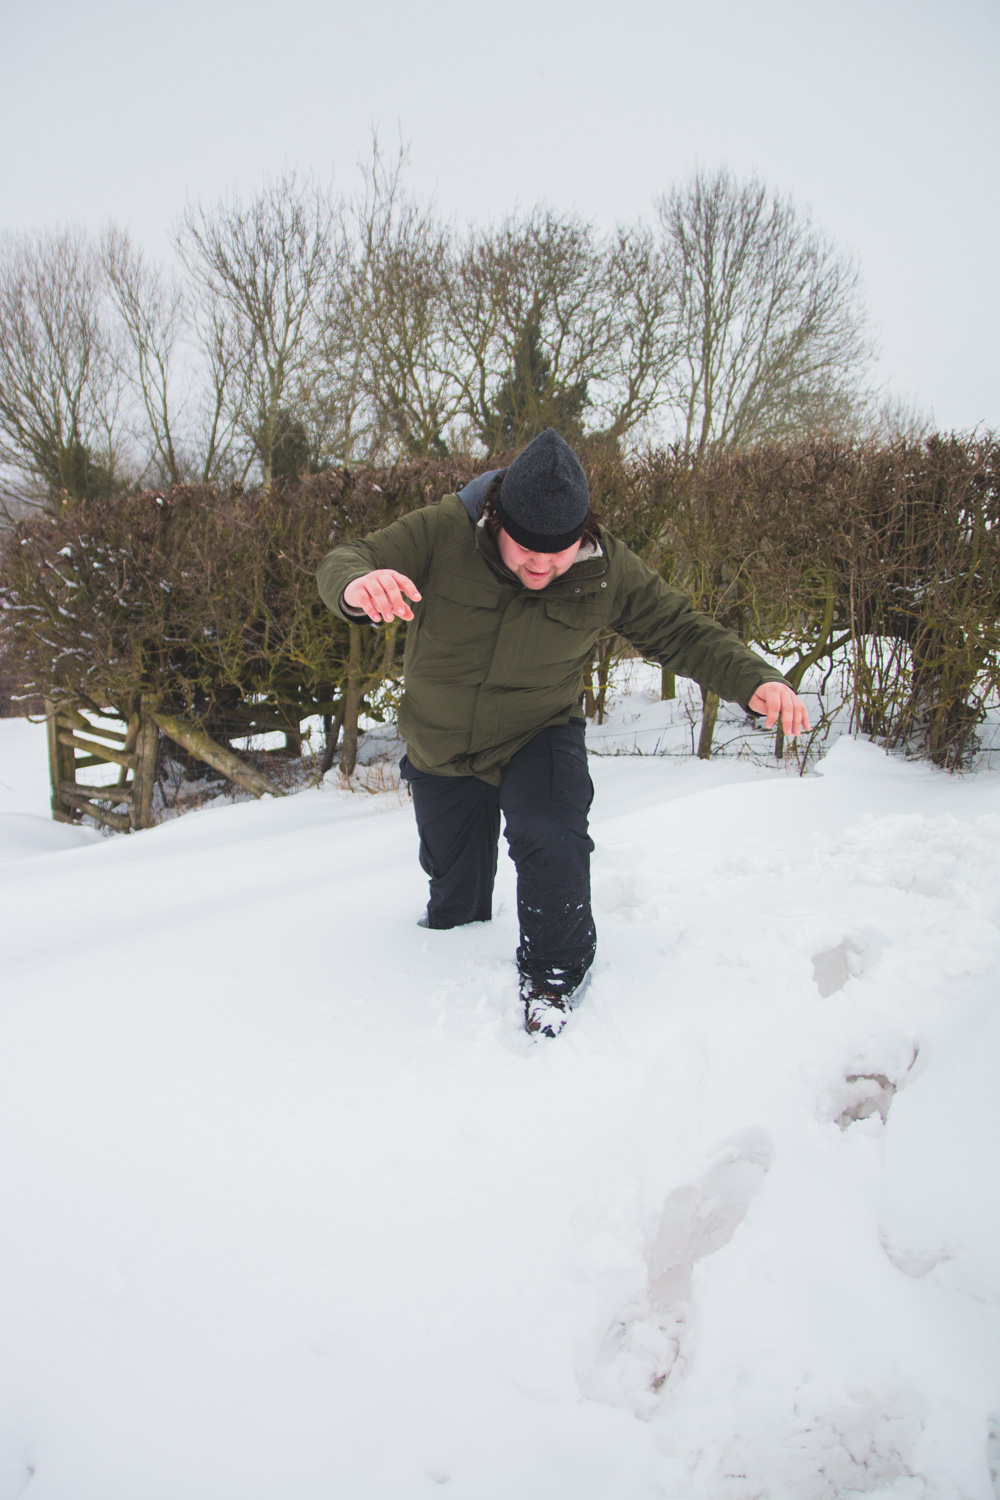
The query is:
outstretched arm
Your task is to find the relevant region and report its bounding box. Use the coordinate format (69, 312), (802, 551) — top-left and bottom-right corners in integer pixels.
(747, 681), (811, 737)
(316, 502), (437, 623)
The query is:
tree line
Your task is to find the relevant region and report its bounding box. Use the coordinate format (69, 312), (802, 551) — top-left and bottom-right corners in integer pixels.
(0, 149), (905, 514)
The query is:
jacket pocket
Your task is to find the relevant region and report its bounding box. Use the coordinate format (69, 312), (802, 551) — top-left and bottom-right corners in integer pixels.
(543, 596), (607, 628)
(536, 596), (607, 667)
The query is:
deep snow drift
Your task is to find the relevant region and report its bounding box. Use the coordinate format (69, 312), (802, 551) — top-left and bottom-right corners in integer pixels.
(1, 707), (999, 1499)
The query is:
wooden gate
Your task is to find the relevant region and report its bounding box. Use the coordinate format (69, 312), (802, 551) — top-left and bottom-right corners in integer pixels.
(46, 700), (160, 833)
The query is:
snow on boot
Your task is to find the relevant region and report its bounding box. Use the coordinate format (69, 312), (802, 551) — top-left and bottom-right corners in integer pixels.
(523, 990), (570, 1039)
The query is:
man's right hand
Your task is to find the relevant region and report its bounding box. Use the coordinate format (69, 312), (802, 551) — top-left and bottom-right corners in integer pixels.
(342, 569), (422, 623)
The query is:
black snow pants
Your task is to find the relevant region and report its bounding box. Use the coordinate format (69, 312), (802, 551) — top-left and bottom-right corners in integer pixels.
(400, 720), (596, 997)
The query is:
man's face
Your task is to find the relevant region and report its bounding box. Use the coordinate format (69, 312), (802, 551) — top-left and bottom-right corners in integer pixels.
(496, 528), (582, 589)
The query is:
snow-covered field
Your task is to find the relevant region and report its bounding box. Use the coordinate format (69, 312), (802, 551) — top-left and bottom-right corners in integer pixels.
(1, 692), (999, 1499)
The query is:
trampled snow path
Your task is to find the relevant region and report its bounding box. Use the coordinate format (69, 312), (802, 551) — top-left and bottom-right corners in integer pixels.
(1, 720), (999, 1499)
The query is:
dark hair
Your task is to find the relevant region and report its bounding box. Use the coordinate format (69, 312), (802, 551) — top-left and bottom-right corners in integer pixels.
(481, 472), (603, 551)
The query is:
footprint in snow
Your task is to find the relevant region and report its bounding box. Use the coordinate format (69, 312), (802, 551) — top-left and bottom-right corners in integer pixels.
(986, 1414), (1000, 1492)
(583, 1128), (773, 1418)
(812, 934), (867, 997)
(831, 1049), (918, 1130)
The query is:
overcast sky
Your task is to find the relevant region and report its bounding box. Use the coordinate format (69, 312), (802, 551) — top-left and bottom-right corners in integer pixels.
(2, 0), (997, 433)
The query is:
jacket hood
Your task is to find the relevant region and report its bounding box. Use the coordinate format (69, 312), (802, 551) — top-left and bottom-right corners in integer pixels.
(457, 469), (504, 523)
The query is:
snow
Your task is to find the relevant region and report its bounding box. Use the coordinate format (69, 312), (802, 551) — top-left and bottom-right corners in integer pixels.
(1, 700), (999, 1499)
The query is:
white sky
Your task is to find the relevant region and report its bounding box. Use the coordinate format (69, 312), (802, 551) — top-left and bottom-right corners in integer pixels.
(2, 0), (997, 432)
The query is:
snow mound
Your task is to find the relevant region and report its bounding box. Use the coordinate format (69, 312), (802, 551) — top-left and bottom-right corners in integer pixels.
(0, 719), (998, 1498)
(0, 812), (103, 862)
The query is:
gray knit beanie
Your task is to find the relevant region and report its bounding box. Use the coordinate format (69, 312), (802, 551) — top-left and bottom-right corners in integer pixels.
(495, 428), (590, 552)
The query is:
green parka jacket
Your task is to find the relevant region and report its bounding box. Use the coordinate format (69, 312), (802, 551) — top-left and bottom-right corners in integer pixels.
(316, 491), (787, 784)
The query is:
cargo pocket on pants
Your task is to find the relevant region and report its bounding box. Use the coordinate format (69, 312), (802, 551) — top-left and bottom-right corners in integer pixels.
(551, 735), (594, 813)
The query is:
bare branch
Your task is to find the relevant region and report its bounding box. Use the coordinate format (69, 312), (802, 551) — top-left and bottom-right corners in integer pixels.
(103, 227), (187, 485)
(657, 169), (876, 453)
(0, 228), (125, 509)
(176, 172), (335, 485)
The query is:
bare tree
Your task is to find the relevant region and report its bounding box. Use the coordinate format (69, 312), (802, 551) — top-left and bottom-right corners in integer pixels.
(358, 196), (461, 458)
(106, 227), (261, 487)
(185, 285), (257, 484)
(103, 227), (188, 485)
(296, 206), (368, 467)
(176, 173), (335, 485)
(593, 223), (682, 444)
(657, 169), (875, 454)
(448, 209), (615, 452)
(302, 138), (458, 465)
(0, 228), (124, 510)
(444, 210), (682, 455)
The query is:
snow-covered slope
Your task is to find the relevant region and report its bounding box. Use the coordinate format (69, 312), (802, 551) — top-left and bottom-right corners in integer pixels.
(1, 719), (998, 1499)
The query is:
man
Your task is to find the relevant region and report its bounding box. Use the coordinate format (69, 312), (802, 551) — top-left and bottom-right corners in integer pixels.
(316, 429), (808, 1038)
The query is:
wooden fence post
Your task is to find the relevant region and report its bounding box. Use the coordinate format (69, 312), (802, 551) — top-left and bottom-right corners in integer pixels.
(340, 624), (363, 777)
(45, 698), (78, 823)
(131, 702), (160, 830)
(697, 687), (720, 760)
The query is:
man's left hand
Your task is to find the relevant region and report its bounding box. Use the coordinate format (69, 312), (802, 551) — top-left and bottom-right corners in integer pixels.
(748, 682), (811, 737)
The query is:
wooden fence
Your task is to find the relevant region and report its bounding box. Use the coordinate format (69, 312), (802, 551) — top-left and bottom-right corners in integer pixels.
(45, 695), (298, 833)
(46, 700), (160, 832)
